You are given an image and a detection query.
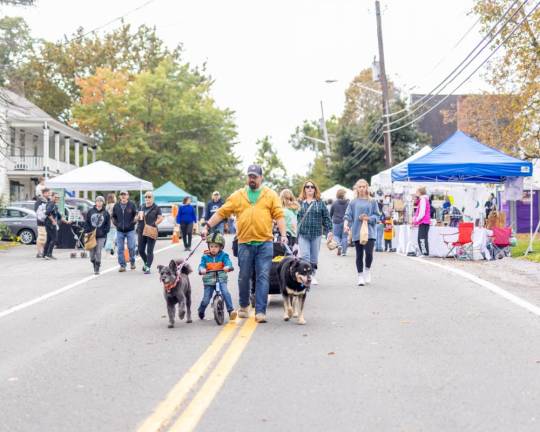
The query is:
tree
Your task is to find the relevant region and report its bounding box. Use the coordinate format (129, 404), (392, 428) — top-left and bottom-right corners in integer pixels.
(471, 0), (540, 158)
(254, 136), (290, 191)
(72, 59), (241, 199)
(0, 16), (33, 89)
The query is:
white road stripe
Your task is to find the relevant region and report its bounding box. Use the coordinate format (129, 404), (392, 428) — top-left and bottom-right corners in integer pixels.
(410, 256), (540, 318)
(0, 243), (180, 320)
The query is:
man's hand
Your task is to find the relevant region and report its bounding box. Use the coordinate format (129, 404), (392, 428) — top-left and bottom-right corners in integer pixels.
(200, 225), (209, 239)
(280, 235), (288, 245)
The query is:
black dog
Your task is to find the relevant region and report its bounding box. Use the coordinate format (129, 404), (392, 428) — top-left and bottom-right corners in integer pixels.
(277, 256), (312, 325)
(157, 259), (193, 328)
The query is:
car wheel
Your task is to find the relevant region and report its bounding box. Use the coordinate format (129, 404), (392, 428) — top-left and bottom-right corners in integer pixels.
(18, 228), (35, 245)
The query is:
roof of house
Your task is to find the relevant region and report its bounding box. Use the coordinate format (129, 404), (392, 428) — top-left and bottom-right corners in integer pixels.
(1, 88), (93, 144)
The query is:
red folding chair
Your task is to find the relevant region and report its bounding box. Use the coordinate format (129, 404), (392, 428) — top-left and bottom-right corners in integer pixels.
(487, 227), (512, 260)
(442, 222), (474, 260)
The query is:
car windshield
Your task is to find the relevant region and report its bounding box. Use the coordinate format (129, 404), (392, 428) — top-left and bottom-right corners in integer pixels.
(160, 206), (172, 215)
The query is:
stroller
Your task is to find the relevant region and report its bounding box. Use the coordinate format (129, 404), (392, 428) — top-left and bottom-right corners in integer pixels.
(69, 221), (88, 259)
(487, 227), (512, 260)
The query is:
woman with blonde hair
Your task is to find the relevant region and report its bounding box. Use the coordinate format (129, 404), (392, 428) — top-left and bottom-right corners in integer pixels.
(344, 179), (380, 286)
(297, 180), (333, 285)
(280, 189), (300, 247)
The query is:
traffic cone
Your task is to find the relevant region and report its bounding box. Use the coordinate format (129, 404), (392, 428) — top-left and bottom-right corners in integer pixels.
(172, 231), (179, 244)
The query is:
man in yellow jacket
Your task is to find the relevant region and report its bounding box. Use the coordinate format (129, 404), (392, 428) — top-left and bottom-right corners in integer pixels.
(203, 164), (287, 323)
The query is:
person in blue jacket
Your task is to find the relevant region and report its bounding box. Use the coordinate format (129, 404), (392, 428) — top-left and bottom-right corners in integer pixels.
(176, 196), (197, 251)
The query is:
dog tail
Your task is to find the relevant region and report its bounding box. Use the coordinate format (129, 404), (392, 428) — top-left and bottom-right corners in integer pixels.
(176, 261), (193, 275)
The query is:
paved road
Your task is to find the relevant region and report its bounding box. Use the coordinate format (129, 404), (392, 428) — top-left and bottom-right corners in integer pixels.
(1, 238), (540, 431)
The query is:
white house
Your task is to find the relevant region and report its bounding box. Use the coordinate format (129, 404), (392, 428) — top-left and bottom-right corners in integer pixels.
(0, 89), (95, 202)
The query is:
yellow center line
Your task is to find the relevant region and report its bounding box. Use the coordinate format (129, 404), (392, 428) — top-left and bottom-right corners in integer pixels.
(168, 318), (258, 432)
(136, 321), (239, 432)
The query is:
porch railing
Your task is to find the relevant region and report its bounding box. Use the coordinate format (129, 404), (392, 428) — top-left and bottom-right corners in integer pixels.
(9, 156), (76, 174)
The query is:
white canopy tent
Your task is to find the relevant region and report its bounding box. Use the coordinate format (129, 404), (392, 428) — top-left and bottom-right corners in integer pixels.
(46, 161), (153, 191)
(321, 184), (354, 201)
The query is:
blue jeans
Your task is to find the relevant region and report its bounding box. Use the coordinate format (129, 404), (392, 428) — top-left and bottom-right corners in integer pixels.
(332, 222), (348, 254)
(375, 223), (384, 252)
(199, 282), (234, 313)
(116, 230), (136, 267)
(238, 242), (273, 314)
(298, 235), (321, 275)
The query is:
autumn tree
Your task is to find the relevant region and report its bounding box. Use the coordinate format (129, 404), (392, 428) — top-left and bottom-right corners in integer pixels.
(254, 136), (290, 191)
(471, 0), (540, 158)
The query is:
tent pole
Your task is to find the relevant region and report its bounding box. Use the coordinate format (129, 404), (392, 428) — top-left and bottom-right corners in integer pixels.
(525, 187), (537, 256)
(140, 185), (143, 206)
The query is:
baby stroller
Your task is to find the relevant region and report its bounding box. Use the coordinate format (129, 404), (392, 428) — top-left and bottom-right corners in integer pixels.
(69, 221), (88, 258)
(487, 227), (512, 260)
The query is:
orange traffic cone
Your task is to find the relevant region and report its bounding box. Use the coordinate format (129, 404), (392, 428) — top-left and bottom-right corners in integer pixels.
(172, 231), (180, 244)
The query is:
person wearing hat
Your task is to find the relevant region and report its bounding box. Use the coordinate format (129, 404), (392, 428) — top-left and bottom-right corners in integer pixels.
(202, 164), (287, 323)
(112, 190), (138, 272)
(205, 191), (225, 234)
(85, 195), (111, 274)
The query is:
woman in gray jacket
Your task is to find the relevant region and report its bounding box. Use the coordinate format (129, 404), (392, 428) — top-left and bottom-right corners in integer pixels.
(344, 179), (380, 286)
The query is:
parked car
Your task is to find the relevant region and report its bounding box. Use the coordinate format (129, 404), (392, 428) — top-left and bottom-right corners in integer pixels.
(65, 198), (94, 219)
(0, 207), (37, 245)
(158, 204), (175, 237)
(10, 200), (36, 211)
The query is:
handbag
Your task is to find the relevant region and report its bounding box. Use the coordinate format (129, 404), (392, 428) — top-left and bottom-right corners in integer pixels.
(359, 220), (369, 245)
(142, 208), (158, 240)
(84, 229), (97, 250)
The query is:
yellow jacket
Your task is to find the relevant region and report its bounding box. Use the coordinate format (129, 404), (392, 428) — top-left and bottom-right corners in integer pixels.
(217, 186), (284, 243)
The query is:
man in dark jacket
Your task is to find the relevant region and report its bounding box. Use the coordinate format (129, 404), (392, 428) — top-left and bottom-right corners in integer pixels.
(329, 189), (350, 256)
(205, 191), (224, 233)
(34, 188), (51, 258)
(112, 190), (138, 272)
(43, 192), (69, 259)
(85, 195), (111, 274)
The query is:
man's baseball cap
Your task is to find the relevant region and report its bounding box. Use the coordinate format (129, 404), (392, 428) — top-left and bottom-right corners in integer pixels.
(247, 164), (263, 176)
(119, 190), (129, 195)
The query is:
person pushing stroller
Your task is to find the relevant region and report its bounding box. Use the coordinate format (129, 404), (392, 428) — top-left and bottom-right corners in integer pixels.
(198, 232), (237, 321)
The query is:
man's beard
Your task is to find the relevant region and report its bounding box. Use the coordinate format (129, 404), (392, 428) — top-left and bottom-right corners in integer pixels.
(248, 181), (258, 190)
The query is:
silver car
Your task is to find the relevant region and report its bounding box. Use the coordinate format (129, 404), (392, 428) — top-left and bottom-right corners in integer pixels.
(158, 205), (176, 237)
(0, 206), (38, 245)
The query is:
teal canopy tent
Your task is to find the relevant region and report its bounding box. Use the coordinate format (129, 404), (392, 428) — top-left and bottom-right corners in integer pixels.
(153, 181), (198, 205)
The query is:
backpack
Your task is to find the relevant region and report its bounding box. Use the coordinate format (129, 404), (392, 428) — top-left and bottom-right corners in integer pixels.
(36, 202), (47, 222)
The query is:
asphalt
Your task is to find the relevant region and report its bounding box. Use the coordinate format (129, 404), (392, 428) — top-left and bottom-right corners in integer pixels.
(1, 238), (540, 431)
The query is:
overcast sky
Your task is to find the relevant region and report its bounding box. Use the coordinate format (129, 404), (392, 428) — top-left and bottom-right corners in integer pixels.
(2, 0), (488, 175)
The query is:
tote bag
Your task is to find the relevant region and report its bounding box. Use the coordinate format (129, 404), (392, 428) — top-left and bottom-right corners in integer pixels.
(359, 221), (369, 245)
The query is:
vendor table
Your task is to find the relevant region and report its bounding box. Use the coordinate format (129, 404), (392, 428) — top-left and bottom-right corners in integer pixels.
(393, 225), (490, 260)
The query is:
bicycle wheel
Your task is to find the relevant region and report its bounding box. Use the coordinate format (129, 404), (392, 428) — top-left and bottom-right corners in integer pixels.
(213, 294), (225, 325)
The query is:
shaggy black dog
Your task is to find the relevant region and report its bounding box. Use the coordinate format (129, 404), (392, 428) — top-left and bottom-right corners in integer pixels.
(276, 256), (313, 325)
(157, 259), (193, 328)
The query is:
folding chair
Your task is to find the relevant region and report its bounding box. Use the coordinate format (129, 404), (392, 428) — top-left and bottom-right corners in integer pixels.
(442, 222), (474, 260)
(487, 227), (512, 260)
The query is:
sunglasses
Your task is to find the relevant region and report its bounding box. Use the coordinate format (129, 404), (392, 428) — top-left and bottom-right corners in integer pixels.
(304, 185), (315, 189)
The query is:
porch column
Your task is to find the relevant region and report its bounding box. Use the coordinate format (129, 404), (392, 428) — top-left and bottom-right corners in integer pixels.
(92, 145), (96, 163)
(54, 131), (60, 172)
(65, 136), (70, 165)
(82, 143), (88, 199)
(43, 124), (50, 178)
(74, 140), (80, 167)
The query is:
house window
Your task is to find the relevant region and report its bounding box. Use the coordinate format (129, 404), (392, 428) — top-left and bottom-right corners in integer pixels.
(33, 135), (38, 157)
(19, 130), (26, 157)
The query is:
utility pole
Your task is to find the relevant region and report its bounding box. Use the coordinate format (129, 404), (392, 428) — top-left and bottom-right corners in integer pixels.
(375, 0), (393, 168)
(320, 100), (331, 157)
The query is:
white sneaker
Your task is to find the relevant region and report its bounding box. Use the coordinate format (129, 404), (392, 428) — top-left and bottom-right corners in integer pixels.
(357, 274), (365, 286)
(364, 269), (371, 284)
(311, 277), (319, 285)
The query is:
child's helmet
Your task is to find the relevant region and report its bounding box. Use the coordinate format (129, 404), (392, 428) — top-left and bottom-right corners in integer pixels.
(207, 231), (225, 248)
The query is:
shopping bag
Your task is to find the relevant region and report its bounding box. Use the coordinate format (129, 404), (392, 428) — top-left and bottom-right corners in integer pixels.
(84, 229), (97, 250)
(360, 221), (369, 245)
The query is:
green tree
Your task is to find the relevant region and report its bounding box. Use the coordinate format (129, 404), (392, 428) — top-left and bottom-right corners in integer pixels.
(72, 59), (241, 198)
(254, 136), (290, 191)
(0, 16), (33, 90)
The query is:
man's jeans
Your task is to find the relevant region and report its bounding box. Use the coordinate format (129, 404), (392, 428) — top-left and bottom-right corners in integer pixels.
(332, 222), (348, 255)
(117, 230), (136, 267)
(375, 223), (384, 252)
(238, 242), (273, 314)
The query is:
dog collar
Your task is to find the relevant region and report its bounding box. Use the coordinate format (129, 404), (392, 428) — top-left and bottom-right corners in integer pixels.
(163, 272), (180, 293)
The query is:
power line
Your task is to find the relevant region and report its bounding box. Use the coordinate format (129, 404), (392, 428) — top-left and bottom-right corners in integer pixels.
(62, 0), (159, 45)
(385, 0), (528, 125)
(387, 1), (540, 134)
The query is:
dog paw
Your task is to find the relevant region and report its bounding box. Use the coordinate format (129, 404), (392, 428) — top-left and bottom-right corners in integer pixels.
(297, 318), (306, 325)
(283, 314), (290, 321)
(168, 323), (174, 328)
(287, 307), (294, 318)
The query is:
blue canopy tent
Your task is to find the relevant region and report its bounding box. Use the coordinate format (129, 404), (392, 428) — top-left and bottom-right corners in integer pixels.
(153, 181), (198, 205)
(391, 130), (535, 254)
(392, 131), (533, 183)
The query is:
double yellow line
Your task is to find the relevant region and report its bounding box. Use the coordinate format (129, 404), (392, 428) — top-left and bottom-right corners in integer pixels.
(137, 317), (258, 432)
